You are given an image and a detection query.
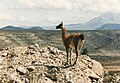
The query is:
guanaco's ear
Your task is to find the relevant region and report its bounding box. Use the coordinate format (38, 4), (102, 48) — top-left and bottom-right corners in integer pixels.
(61, 21), (63, 26)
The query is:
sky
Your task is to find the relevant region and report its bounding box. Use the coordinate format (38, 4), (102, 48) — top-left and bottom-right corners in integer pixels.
(0, 0), (120, 27)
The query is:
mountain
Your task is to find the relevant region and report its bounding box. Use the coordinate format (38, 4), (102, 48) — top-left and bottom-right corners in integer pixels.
(0, 26), (44, 30)
(42, 25), (55, 30)
(1, 12), (120, 30)
(97, 23), (120, 30)
(0, 26), (25, 30)
(65, 23), (84, 30)
(43, 12), (120, 30)
(43, 23), (83, 30)
(85, 12), (120, 29)
(28, 26), (44, 30)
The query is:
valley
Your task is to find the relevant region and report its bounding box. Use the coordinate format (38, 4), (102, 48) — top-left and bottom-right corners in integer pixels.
(0, 30), (120, 69)
(0, 30), (120, 82)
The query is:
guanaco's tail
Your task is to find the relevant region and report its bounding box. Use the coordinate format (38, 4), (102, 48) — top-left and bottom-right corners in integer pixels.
(79, 34), (84, 40)
(77, 34), (85, 54)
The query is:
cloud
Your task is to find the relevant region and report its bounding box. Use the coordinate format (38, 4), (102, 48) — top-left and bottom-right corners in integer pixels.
(1, 0), (120, 27)
(18, 16), (28, 21)
(72, 0), (120, 13)
(0, 13), (28, 22)
(18, 0), (72, 10)
(0, 14), (16, 21)
(1, 0), (120, 12)
(0, 3), (3, 8)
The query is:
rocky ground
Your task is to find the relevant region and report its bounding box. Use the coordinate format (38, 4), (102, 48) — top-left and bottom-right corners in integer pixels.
(0, 44), (104, 83)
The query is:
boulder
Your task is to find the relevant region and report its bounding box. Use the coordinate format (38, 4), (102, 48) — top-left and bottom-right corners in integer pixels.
(92, 60), (104, 77)
(85, 68), (100, 82)
(16, 66), (29, 75)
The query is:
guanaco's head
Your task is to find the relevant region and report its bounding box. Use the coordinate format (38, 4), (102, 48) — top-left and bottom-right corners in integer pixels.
(56, 22), (63, 29)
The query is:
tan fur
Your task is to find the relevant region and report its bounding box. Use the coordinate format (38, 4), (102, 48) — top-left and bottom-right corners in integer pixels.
(56, 22), (85, 65)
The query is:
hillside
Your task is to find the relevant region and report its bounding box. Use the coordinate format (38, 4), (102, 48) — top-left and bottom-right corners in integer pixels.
(28, 26), (44, 30)
(1, 26), (25, 30)
(85, 12), (120, 29)
(0, 26), (44, 30)
(97, 23), (120, 30)
(0, 30), (119, 51)
(0, 45), (104, 83)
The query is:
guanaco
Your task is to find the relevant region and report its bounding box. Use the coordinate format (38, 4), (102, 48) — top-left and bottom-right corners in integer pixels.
(56, 22), (85, 66)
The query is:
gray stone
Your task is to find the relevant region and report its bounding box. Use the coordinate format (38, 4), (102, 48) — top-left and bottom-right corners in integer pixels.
(16, 66), (29, 75)
(92, 60), (104, 78)
(27, 66), (35, 72)
(1, 52), (8, 57)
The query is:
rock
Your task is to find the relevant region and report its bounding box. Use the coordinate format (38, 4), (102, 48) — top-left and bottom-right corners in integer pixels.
(82, 55), (92, 62)
(81, 55), (92, 64)
(27, 45), (36, 50)
(41, 53), (49, 58)
(5, 47), (10, 50)
(48, 67), (58, 73)
(0, 46), (104, 83)
(45, 73), (58, 81)
(65, 71), (73, 80)
(88, 61), (93, 69)
(47, 46), (59, 55)
(0, 57), (3, 69)
(46, 58), (55, 65)
(117, 79), (120, 83)
(8, 80), (14, 83)
(8, 52), (17, 58)
(92, 60), (104, 78)
(0, 48), (4, 51)
(8, 72), (29, 83)
(7, 65), (14, 69)
(38, 77), (53, 83)
(89, 72), (100, 81)
(67, 80), (73, 83)
(34, 44), (40, 48)
(85, 69), (100, 82)
(50, 50), (56, 55)
(0, 57), (3, 62)
(30, 51), (36, 55)
(31, 61), (36, 64)
(27, 66), (35, 72)
(1, 52), (8, 57)
(16, 66), (29, 75)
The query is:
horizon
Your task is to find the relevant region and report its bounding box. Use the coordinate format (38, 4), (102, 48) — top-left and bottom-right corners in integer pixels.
(0, 0), (120, 29)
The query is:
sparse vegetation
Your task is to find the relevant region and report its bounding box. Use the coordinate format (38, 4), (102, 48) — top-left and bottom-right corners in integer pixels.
(0, 30), (120, 82)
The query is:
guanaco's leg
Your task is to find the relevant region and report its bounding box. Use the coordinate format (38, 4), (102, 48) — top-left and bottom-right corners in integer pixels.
(66, 47), (69, 65)
(69, 48), (73, 65)
(73, 46), (79, 65)
(73, 40), (85, 66)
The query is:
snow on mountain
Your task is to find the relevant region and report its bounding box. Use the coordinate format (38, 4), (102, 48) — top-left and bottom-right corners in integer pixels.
(85, 12), (120, 29)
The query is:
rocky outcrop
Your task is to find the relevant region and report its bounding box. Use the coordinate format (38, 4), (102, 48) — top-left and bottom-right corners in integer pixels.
(0, 44), (104, 83)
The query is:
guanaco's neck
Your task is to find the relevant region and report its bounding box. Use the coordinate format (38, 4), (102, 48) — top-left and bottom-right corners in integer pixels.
(61, 27), (67, 40)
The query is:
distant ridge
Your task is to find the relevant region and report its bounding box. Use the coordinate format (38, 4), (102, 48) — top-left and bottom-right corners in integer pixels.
(28, 26), (44, 30)
(96, 23), (120, 30)
(1, 12), (120, 30)
(0, 26), (25, 30)
(0, 26), (44, 30)
(43, 12), (120, 30)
